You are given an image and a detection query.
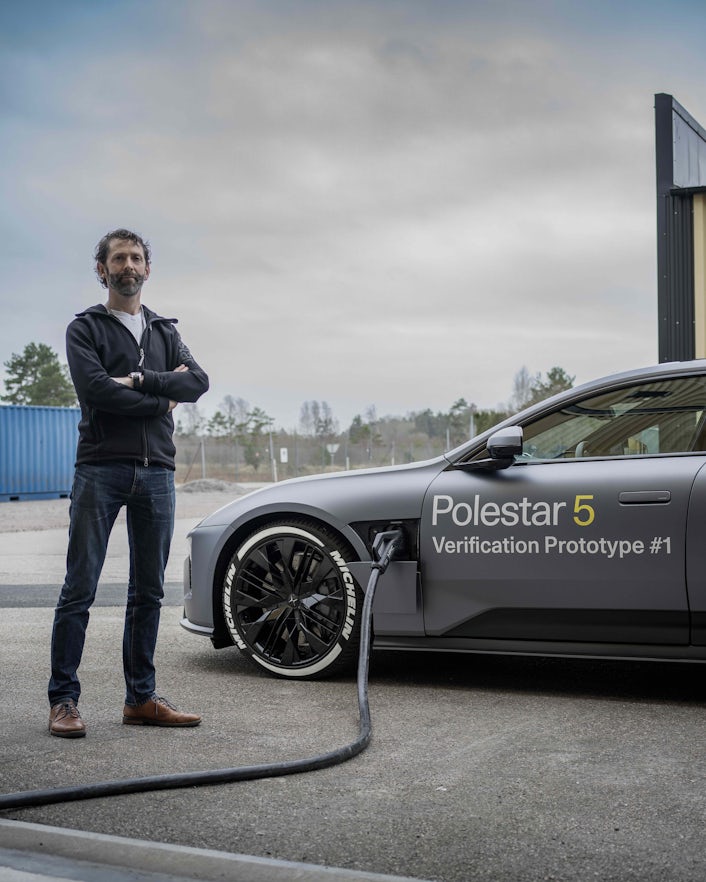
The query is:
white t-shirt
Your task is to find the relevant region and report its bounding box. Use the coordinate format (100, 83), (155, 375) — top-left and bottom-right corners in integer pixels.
(109, 307), (145, 344)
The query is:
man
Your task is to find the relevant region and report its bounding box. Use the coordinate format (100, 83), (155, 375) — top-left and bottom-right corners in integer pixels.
(48, 229), (209, 737)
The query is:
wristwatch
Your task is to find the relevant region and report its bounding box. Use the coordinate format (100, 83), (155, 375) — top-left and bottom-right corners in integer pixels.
(129, 372), (144, 389)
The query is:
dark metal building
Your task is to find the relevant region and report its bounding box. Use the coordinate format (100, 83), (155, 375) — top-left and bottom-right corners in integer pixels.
(656, 93), (706, 362)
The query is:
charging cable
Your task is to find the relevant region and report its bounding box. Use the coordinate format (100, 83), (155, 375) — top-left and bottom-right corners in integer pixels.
(0, 528), (405, 811)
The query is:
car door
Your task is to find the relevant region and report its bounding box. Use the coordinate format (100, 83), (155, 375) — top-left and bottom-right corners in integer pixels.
(419, 373), (706, 647)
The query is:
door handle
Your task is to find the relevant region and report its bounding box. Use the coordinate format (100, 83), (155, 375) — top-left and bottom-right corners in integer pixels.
(619, 491), (671, 504)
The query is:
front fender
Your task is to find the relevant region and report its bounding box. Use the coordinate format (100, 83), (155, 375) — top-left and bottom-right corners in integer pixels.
(185, 502), (373, 637)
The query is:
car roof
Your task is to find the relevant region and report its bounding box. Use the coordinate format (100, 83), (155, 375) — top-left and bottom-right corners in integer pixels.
(445, 359), (706, 463)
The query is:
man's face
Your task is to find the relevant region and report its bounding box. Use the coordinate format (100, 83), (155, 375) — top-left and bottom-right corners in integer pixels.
(99, 238), (150, 298)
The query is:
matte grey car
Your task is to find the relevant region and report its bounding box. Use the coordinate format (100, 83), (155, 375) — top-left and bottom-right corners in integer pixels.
(182, 360), (706, 678)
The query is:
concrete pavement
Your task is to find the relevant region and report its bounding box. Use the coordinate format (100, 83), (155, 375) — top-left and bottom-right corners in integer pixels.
(3, 487), (706, 880)
(0, 486), (429, 882)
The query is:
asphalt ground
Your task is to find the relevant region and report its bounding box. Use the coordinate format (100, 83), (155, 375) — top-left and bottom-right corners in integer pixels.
(1, 485), (706, 881)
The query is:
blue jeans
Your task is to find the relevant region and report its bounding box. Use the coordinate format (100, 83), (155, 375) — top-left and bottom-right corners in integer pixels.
(48, 462), (175, 707)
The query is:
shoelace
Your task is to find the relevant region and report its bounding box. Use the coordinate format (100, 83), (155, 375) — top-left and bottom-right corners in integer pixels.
(153, 695), (177, 711)
(55, 702), (81, 720)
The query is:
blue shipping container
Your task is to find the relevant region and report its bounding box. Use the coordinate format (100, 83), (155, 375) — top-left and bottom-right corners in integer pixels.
(0, 405), (79, 501)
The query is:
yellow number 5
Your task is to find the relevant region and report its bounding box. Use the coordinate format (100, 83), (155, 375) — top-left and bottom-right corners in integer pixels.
(574, 494), (595, 526)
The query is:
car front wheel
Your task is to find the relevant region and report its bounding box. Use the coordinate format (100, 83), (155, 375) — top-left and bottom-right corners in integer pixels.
(222, 520), (363, 679)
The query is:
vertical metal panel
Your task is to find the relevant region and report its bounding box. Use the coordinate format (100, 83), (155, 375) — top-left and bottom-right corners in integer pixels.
(672, 104), (706, 189)
(657, 189), (695, 362)
(0, 405), (79, 501)
(695, 194), (706, 357)
(656, 94), (677, 362)
(655, 93), (705, 363)
(666, 193), (695, 361)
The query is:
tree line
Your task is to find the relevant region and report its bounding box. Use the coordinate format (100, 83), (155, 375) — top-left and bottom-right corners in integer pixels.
(172, 363), (575, 480)
(1, 341), (574, 479)
(182, 365), (574, 444)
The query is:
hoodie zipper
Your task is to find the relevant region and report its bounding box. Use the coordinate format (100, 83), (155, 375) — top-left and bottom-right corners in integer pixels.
(106, 310), (150, 466)
(140, 323), (149, 466)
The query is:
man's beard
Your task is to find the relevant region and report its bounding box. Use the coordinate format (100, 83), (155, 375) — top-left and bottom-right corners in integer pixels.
(108, 271), (145, 298)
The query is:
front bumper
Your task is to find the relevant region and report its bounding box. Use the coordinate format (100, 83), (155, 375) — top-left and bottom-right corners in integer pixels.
(179, 615), (214, 637)
(181, 546), (215, 637)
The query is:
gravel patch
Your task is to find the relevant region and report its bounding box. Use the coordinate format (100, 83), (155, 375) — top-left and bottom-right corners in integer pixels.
(0, 482), (264, 534)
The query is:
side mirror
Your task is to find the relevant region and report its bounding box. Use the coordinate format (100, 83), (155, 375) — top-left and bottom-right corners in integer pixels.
(455, 425), (523, 472)
(487, 425), (523, 460)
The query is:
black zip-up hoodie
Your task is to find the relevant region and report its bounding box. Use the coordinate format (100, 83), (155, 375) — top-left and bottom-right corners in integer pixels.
(66, 304), (209, 469)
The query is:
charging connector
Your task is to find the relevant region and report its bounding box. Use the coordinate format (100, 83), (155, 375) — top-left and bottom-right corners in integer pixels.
(372, 529), (405, 573)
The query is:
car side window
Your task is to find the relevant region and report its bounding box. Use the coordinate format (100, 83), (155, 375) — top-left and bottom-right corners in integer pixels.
(519, 375), (706, 460)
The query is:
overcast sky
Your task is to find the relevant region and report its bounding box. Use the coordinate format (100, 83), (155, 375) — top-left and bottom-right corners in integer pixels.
(3, 0), (706, 431)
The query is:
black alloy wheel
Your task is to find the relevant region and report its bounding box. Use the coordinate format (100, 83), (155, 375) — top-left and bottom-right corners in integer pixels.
(222, 520), (363, 679)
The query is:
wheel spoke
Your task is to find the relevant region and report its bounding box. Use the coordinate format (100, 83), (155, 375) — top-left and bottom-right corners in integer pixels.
(300, 595), (343, 636)
(279, 632), (301, 666)
(262, 612), (295, 660)
(263, 539), (296, 593)
(235, 563), (286, 603)
(289, 544), (320, 593)
(243, 606), (291, 654)
(297, 618), (334, 655)
(297, 557), (337, 598)
(252, 544), (290, 594)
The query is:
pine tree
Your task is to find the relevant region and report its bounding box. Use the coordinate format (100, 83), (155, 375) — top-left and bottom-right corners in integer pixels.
(2, 343), (76, 406)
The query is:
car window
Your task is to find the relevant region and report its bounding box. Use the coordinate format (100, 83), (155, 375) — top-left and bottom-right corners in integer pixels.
(518, 375), (706, 460)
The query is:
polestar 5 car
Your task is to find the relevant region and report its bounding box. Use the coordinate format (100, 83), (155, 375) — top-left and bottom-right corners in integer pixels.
(182, 361), (706, 678)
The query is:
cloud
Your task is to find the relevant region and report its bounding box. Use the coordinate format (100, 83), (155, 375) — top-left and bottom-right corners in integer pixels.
(1, 0), (705, 430)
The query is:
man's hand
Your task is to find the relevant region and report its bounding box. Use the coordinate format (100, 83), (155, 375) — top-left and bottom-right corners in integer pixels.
(169, 364), (189, 410)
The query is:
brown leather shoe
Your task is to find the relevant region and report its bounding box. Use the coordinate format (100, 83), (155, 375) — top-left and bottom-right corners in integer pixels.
(122, 695), (201, 727)
(49, 700), (86, 738)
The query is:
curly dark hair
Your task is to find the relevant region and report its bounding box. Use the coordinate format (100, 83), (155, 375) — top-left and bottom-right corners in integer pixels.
(94, 229), (151, 288)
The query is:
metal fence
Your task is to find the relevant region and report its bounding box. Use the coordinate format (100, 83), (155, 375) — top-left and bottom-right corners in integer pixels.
(174, 433), (449, 484)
